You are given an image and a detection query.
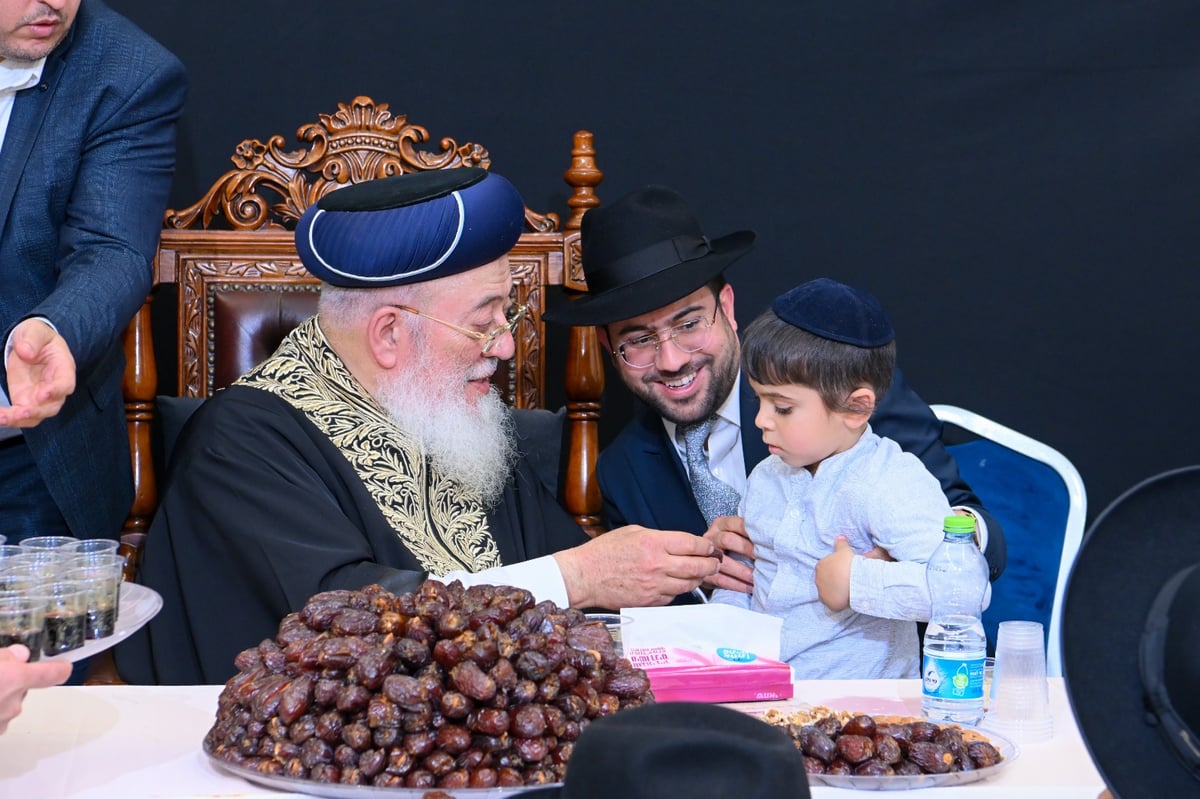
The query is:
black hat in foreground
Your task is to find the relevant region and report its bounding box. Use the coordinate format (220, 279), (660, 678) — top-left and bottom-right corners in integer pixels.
(1062, 465), (1200, 798)
(772, 277), (895, 347)
(543, 185), (755, 326)
(522, 702), (811, 799)
(295, 167), (525, 288)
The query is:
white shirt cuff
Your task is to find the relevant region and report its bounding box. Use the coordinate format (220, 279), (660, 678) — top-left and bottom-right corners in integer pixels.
(441, 555), (569, 608)
(953, 505), (989, 555)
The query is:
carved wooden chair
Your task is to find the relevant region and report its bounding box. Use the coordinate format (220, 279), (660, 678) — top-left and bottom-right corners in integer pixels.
(117, 97), (607, 586)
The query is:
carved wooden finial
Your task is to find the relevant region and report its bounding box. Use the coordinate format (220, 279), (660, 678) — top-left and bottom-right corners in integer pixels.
(563, 131), (603, 231)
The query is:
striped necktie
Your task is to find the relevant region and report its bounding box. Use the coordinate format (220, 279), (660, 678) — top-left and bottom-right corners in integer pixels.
(681, 416), (742, 526)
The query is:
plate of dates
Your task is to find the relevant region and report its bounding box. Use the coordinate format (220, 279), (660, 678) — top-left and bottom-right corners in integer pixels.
(204, 580), (658, 797)
(203, 749), (555, 798)
(759, 706), (1019, 790)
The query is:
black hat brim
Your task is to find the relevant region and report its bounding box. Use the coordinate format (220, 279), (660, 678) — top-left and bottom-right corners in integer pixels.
(544, 230), (755, 327)
(1061, 465), (1200, 797)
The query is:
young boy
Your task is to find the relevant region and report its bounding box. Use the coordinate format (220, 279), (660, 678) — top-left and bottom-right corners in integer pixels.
(711, 278), (952, 679)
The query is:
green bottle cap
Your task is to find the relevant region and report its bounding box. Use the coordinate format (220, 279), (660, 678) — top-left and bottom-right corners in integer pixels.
(943, 514), (976, 536)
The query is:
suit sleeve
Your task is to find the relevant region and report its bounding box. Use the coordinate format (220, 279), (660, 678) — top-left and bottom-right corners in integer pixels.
(871, 367), (1007, 581)
(34, 52), (187, 371)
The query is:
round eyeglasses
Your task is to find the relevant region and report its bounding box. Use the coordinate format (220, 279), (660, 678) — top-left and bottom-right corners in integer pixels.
(614, 307), (720, 368)
(391, 304), (527, 355)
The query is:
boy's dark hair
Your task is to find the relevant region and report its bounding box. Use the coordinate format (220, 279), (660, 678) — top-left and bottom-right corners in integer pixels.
(741, 308), (895, 414)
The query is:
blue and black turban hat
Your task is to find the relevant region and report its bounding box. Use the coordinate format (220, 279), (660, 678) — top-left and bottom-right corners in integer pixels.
(295, 167), (525, 287)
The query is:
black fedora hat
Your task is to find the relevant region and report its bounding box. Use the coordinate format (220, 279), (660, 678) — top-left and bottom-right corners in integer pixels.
(521, 702), (811, 799)
(1062, 465), (1200, 798)
(543, 185), (755, 326)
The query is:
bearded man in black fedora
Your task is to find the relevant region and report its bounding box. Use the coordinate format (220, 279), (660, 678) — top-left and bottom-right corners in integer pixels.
(545, 186), (1006, 594)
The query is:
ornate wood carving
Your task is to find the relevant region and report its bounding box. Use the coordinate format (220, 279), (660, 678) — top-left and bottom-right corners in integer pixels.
(163, 96), (558, 234)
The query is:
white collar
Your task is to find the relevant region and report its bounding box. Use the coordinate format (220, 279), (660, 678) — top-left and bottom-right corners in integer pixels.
(0, 57), (45, 94)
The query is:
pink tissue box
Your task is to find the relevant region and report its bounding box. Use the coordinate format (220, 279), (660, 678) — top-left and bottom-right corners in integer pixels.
(627, 644), (794, 704)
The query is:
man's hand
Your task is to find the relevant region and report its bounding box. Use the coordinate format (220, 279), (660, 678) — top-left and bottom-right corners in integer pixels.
(701, 515), (755, 594)
(0, 319), (76, 428)
(553, 525), (722, 609)
(0, 644), (72, 735)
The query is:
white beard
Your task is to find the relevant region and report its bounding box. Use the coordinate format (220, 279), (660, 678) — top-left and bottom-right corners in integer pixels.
(375, 351), (517, 508)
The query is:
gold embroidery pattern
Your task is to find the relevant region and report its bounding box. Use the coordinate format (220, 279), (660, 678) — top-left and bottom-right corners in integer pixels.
(236, 317), (502, 575)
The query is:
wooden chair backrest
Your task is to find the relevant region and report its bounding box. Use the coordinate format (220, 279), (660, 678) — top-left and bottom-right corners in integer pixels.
(119, 97), (606, 581)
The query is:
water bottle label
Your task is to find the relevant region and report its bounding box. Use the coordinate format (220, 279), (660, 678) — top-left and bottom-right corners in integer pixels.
(921, 653), (985, 701)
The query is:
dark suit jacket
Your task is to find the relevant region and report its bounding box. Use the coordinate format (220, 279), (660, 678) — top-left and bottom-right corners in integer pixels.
(598, 367), (1007, 581)
(0, 1), (186, 538)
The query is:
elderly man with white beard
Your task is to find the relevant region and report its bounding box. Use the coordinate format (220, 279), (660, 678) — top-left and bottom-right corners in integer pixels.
(116, 169), (722, 685)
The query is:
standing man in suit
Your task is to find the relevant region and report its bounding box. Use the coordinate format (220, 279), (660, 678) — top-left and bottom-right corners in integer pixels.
(545, 186), (1006, 593)
(0, 0), (187, 542)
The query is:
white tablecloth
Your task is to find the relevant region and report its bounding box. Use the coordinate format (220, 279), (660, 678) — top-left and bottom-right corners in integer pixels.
(0, 679), (1105, 798)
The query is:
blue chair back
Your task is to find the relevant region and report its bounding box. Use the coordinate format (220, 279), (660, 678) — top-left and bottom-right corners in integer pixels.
(948, 439), (1070, 656)
(933, 404), (1086, 676)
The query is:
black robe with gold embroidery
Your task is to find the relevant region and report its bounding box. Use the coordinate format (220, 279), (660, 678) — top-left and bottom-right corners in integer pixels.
(115, 320), (587, 685)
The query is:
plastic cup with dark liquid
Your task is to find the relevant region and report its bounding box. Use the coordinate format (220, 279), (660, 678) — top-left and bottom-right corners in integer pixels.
(65, 564), (123, 639)
(0, 595), (48, 661)
(27, 581), (88, 656)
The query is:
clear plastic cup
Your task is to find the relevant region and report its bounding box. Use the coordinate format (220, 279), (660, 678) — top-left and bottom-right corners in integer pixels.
(64, 565), (123, 639)
(19, 535), (80, 552)
(982, 620), (1053, 743)
(62, 553), (126, 616)
(2, 552), (66, 583)
(27, 581), (88, 656)
(69, 539), (120, 557)
(0, 565), (51, 594)
(0, 595), (48, 661)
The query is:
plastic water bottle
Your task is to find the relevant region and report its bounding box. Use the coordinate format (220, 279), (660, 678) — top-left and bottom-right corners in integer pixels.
(921, 514), (989, 725)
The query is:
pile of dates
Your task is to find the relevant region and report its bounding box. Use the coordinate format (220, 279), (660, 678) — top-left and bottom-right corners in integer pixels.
(204, 580), (654, 789)
(778, 713), (1004, 777)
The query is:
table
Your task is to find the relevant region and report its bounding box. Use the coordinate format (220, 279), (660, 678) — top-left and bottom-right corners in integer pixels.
(0, 679), (1105, 798)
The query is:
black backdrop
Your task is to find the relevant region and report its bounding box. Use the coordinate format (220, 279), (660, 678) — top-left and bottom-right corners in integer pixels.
(108, 0), (1200, 524)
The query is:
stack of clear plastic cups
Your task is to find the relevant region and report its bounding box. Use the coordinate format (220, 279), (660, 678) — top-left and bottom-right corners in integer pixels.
(981, 620), (1054, 744)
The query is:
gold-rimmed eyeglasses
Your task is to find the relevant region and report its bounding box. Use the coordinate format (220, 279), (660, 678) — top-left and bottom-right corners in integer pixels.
(614, 306), (721, 368)
(391, 303), (527, 355)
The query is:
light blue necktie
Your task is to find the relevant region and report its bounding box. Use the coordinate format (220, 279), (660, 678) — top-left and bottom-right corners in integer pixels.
(681, 416), (741, 526)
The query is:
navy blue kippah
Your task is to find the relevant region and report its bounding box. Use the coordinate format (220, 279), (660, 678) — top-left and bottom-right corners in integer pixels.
(295, 167), (525, 287)
(771, 277), (895, 347)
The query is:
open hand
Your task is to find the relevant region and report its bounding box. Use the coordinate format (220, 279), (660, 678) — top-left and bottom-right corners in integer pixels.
(0, 319), (76, 428)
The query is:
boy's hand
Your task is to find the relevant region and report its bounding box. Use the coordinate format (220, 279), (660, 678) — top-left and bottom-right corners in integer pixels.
(815, 536), (857, 611)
